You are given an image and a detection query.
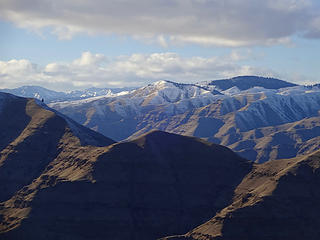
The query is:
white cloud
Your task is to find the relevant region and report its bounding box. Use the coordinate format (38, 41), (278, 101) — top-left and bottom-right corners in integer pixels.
(72, 52), (106, 66)
(0, 51), (286, 91)
(0, 0), (319, 47)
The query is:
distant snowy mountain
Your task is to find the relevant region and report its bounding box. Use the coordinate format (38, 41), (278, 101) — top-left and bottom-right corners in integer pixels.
(48, 76), (320, 162)
(0, 86), (135, 103)
(128, 80), (222, 106)
(50, 80), (223, 117)
(0, 86), (65, 102)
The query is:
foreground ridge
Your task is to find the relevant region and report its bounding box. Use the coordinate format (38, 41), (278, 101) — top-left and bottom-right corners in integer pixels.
(162, 150), (320, 240)
(0, 94), (252, 239)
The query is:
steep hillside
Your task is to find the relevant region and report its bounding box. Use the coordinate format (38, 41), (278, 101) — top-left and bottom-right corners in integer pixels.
(0, 93), (115, 203)
(227, 116), (320, 163)
(0, 95), (252, 240)
(163, 150), (320, 240)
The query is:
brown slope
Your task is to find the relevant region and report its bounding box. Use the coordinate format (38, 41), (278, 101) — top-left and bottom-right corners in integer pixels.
(163, 150), (320, 240)
(0, 93), (115, 234)
(0, 94), (31, 152)
(227, 116), (320, 163)
(0, 128), (251, 240)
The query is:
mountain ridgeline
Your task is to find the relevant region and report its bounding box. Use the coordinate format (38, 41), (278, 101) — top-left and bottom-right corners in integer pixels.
(163, 150), (320, 240)
(45, 76), (320, 163)
(0, 85), (135, 103)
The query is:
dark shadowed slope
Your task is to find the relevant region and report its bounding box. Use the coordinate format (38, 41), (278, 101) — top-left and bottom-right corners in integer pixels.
(207, 76), (297, 90)
(0, 98), (252, 240)
(0, 93), (115, 203)
(162, 150), (320, 240)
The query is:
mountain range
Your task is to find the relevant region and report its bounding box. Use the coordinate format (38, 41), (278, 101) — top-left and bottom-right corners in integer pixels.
(0, 85), (135, 103)
(42, 76), (320, 163)
(1, 92), (320, 239)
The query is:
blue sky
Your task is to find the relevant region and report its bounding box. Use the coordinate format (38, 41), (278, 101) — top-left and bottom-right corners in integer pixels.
(0, 0), (320, 91)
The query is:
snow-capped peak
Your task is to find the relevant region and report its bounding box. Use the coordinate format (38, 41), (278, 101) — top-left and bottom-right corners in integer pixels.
(129, 80), (219, 105)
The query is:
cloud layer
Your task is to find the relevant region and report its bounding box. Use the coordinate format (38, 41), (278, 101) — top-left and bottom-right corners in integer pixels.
(1, 0), (320, 46)
(0, 51), (279, 91)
